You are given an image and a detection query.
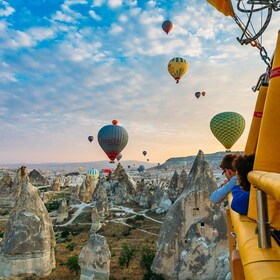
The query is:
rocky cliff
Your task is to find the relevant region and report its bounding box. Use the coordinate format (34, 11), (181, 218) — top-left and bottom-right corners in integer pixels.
(152, 150), (229, 280)
(0, 166), (56, 277)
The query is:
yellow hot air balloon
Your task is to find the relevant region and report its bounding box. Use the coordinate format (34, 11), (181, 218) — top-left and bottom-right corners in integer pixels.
(167, 57), (188, 83)
(207, 0), (235, 17)
(210, 111), (245, 150)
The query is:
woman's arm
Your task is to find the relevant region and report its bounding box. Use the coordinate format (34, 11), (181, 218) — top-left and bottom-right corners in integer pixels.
(210, 176), (237, 204)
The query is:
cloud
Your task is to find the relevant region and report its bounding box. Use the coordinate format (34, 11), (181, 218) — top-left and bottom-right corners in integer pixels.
(0, 1), (15, 17)
(109, 23), (123, 35)
(89, 10), (101, 20)
(0, 0), (278, 163)
(108, 0), (122, 9)
(91, 0), (105, 7)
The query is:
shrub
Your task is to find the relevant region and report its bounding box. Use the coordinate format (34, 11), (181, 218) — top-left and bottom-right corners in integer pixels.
(61, 230), (70, 238)
(134, 215), (145, 221)
(118, 242), (136, 268)
(142, 270), (165, 280)
(0, 232), (4, 238)
(140, 245), (156, 271)
(121, 228), (131, 237)
(66, 255), (80, 274)
(66, 242), (76, 251)
(45, 200), (61, 212)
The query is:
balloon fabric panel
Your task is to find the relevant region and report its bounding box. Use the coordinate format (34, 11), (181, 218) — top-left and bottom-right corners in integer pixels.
(210, 112), (245, 149)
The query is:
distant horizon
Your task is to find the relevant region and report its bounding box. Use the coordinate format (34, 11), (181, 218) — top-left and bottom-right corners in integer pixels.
(0, 150), (243, 166)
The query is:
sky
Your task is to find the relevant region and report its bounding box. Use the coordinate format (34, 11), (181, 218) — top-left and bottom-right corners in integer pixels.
(0, 0), (279, 165)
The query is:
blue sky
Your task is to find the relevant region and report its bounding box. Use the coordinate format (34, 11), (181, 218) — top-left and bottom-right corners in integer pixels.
(0, 0), (279, 164)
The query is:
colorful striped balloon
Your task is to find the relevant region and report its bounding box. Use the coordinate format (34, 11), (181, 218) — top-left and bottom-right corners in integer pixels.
(167, 57), (188, 83)
(87, 168), (99, 180)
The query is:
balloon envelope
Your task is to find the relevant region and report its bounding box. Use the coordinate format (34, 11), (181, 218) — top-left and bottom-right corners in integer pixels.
(210, 111), (246, 149)
(116, 153), (122, 161)
(142, 151), (147, 156)
(167, 57), (188, 83)
(98, 120), (128, 163)
(162, 20), (173, 34)
(88, 136), (94, 142)
(138, 165), (145, 172)
(195, 92), (201, 99)
(201, 91), (206, 96)
(87, 168), (99, 180)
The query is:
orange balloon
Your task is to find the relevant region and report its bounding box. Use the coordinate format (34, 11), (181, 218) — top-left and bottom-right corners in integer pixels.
(112, 119), (118, 125)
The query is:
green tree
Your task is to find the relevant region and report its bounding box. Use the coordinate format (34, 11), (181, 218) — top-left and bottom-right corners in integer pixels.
(66, 255), (80, 274)
(140, 245), (155, 271)
(118, 242), (136, 268)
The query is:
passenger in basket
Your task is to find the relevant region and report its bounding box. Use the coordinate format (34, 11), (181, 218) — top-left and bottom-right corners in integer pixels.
(231, 154), (255, 215)
(210, 154), (238, 204)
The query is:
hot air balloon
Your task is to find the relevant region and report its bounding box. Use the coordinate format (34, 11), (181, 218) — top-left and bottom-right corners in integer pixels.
(147, 159), (149, 162)
(98, 120), (128, 163)
(127, 165), (131, 169)
(201, 91), (206, 97)
(112, 119), (118, 125)
(116, 153), (122, 161)
(210, 111), (246, 150)
(162, 20), (173, 35)
(143, 151), (147, 156)
(103, 168), (112, 174)
(195, 92), (201, 99)
(88, 136), (94, 142)
(87, 168), (99, 180)
(167, 57), (188, 83)
(138, 165), (145, 173)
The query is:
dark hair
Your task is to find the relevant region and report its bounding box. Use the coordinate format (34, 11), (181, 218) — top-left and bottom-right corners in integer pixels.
(220, 154), (238, 171)
(233, 154), (255, 191)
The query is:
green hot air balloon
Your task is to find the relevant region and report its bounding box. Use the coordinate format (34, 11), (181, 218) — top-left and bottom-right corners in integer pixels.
(98, 120), (128, 163)
(210, 111), (245, 150)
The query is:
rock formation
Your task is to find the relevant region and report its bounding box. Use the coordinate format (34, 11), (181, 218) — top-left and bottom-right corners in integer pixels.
(0, 173), (13, 193)
(0, 173), (20, 215)
(56, 199), (68, 223)
(152, 150), (229, 280)
(90, 207), (101, 234)
(167, 170), (188, 202)
(50, 176), (61, 192)
(29, 169), (47, 186)
(111, 166), (137, 204)
(79, 234), (111, 280)
(79, 175), (96, 203)
(0, 166), (56, 277)
(79, 207), (110, 280)
(92, 182), (109, 218)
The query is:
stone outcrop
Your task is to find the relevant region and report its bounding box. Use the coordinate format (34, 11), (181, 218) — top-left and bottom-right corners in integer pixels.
(78, 234), (111, 280)
(79, 175), (96, 203)
(56, 199), (68, 223)
(0, 173), (13, 193)
(0, 173), (20, 214)
(29, 169), (47, 186)
(0, 166), (56, 277)
(90, 208), (101, 234)
(92, 182), (109, 218)
(111, 166), (137, 204)
(152, 150), (229, 280)
(50, 177), (61, 192)
(167, 170), (188, 202)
